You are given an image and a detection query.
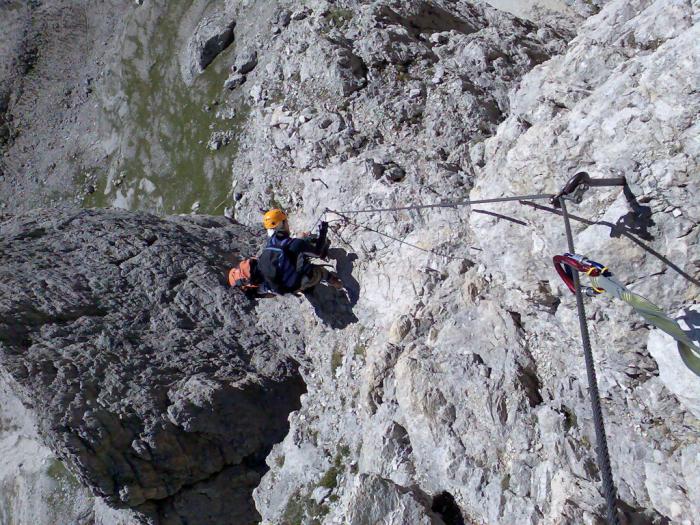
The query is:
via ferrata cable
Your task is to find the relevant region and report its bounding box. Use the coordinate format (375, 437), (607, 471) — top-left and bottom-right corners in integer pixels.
(559, 197), (620, 525)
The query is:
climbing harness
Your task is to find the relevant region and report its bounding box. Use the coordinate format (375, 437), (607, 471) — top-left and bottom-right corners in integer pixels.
(554, 253), (700, 376)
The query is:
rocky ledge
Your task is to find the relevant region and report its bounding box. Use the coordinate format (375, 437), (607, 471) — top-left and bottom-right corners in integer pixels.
(0, 209), (305, 524)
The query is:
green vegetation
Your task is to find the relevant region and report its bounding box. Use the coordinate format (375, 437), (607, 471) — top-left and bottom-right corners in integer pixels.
(580, 435), (591, 449)
(281, 445), (352, 523)
(46, 459), (81, 490)
(282, 491), (331, 525)
(561, 406), (578, 431)
(500, 473), (510, 491)
(320, 444), (352, 489)
(281, 494), (306, 525)
(325, 8), (354, 28)
(331, 349), (343, 374)
(395, 64), (410, 82)
(319, 465), (339, 489)
(44, 459), (85, 522)
(84, 1), (248, 215)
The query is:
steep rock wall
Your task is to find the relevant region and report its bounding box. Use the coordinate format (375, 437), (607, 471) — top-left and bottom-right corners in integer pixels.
(0, 0), (698, 524)
(213, 0), (698, 523)
(0, 209), (305, 524)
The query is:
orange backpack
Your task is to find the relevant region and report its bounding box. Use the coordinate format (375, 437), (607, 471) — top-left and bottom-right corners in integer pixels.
(228, 258), (260, 291)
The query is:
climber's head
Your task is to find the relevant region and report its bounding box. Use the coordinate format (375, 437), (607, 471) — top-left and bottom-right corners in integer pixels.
(263, 208), (289, 236)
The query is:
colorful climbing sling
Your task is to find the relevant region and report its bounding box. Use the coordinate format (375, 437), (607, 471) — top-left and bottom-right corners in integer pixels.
(554, 253), (700, 376)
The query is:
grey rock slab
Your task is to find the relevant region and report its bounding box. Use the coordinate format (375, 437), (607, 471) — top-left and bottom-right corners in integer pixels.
(5, 0), (699, 523)
(180, 12), (236, 86)
(342, 474), (445, 525)
(0, 375), (95, 525)
(0, 208), (305, 524)
(233, 48), (258, 75)
(245, 0), (698, 524)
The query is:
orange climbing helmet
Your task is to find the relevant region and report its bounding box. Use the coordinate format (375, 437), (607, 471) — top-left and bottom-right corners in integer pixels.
(263, 208), (288, 230)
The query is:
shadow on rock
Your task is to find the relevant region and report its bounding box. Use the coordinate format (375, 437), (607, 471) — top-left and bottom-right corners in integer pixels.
(678, 308), (700, 342)
(612, 185), (655, 241)
(329, 247), (360, 306)
(304, 248), (360, 329)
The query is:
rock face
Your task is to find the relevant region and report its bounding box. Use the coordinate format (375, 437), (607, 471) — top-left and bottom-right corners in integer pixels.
(180, 9), (237, 85)
(0, 378), (95, 525)
(0, 0), (132, 212)
(1, 0), (699, 524)
(211, 0), (696, 524)
(0, 209), (305, 524)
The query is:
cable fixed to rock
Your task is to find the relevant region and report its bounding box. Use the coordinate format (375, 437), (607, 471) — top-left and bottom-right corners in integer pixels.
(320, 191), (554, 260)
(328, 192), (555, 215)
(521, 199), (700, 288)
(311, 173), (695, 524)
(328, 209), (474, 261)
(559, 197), (620, 525)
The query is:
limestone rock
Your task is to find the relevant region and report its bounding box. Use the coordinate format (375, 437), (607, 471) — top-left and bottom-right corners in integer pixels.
(180, 13), (236, 86)
(0, 209), (305, 524)
(341, 474), (444, 525)
(236, 1), (699, 524)
(647, 305), (700, 418)
(233, 48), (258, 75)
(2, 0), (699, 523)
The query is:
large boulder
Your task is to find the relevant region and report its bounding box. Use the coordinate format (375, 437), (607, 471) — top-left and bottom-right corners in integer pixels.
(180, 12), (236, 85)
(0, 209), (305, 524)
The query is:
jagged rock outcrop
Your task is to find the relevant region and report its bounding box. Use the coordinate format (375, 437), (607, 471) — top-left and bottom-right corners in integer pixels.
(0, 209), (305, 524)
(213, 0), (697, 524)
(1, 0), (698, 524)
(180, 5), (237, 86)
(227, 0), (572, 224)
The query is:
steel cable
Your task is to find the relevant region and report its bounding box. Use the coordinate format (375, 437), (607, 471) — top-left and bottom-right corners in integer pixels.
(328, 210), (476, 261)
(520, 200), (700, 288)
(317, 188), (679, 524)
(559, 197), (620, 525)
(323, 192), (554, 261)
(328, 193), (554, 215)
(311, 190), (665, 523)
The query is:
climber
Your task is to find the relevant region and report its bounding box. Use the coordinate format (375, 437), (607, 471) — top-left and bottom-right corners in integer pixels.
(257, 208), (344, 294)
(228, 257), (274, 298)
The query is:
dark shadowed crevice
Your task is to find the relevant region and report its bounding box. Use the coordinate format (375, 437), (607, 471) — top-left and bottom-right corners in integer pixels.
(517, 365), (543, 408)
(432, 491), (466, 525)
(617, 499), (671, 525)
(141, 370), (308, 525)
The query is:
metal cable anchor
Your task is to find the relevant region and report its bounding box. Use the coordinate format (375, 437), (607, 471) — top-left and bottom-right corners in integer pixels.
(551, 171), (627, 207)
